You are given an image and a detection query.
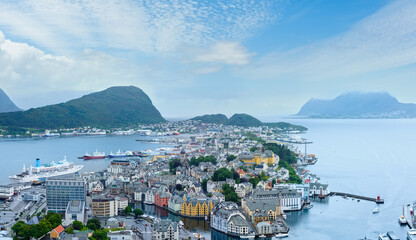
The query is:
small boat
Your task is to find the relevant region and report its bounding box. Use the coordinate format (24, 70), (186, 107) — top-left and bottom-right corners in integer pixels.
(373, 207), (380, 214)
(259, 235), (266, 238)
(108, 149), (127, 158)
(399, 215), (408, 225)
(378, 233), (389, 240)
(83, 150), (105, 160)
(304, 204), (313, 210)
(275, 233), (289, 238)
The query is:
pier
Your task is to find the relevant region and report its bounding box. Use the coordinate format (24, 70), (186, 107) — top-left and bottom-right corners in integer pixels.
(329, 192), (384, 204)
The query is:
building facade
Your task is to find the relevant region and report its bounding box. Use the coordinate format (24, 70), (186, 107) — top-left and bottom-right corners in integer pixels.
(91, 197), (118, 217)
(46, 174), (86, 213)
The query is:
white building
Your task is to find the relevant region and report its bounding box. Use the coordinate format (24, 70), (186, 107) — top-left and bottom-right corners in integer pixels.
(152, 219), (179, 240)
(0, 185), (14, 198)
(115, 197), (129, 211)
(309, 183), (330, 197)
(144, 189), (156, 204)
(64, 200), (85, 226)
(168, 195), (184, 213)
(108, 230), (136, 240)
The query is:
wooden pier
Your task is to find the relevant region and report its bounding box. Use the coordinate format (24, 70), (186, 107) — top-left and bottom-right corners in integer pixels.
(329, 192), (384, 204)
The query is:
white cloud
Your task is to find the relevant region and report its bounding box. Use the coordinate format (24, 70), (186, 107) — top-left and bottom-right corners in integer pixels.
(242, 0), (416, 82)
(0, 0), (280, 55)
(191, 41), (253, 65)
(0, 31), (153, 107)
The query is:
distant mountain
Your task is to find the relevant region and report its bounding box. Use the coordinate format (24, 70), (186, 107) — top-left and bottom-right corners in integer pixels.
(190, 113), (306, 131)
(0, 86), (165, 129)
(0, 89), (21, 113)
(227, 113), (263, 127)
(297, 92), (416, 118)
(191, 114), (228, 124)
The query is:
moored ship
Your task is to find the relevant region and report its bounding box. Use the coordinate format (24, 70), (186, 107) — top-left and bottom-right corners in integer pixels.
(83, 150), (105, 160)
(9, 157), (84, 183)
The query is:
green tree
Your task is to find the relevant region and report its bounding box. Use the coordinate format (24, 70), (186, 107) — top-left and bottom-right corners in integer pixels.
(44, 212), (62, 228)
(212, 168), (234, 181)
(272, 179), (277, 187)
(226, 155), (236, 162)
(201, 179), (208, 192)
(93, 229), (108, 240)
(87, 218), (101, 230)
(134, 208), (144, 217)
(189, 155), (217, 166)
(222, 184), (241, 203)
(169, 158), (182, 174)
(72, 220), (84, 230)
(11, 221), (30, 240)
(65, 227), (74, 234)
(124, 205), (132, 214)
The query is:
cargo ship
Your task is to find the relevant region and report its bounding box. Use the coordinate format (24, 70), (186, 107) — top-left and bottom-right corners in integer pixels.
(83, 150), (105, 160)
(9, 157), (84, 183)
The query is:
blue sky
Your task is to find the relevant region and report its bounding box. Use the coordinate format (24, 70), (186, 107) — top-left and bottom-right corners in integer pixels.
(0, 0), (415, 119)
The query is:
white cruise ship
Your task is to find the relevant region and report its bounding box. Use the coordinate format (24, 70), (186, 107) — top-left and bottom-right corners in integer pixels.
(9, 157), (84, 183)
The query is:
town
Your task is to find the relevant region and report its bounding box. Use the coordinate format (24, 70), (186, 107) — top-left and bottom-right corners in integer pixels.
(0, 120), (330, 240)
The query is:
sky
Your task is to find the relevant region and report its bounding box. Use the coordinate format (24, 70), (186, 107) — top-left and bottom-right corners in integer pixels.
(1, 0), (416, 119)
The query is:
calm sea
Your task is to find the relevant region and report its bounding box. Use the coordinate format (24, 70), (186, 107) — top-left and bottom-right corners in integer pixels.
(1, 119), (416, 239)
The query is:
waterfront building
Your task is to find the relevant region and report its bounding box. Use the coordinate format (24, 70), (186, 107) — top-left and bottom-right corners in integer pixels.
(210, 202), (254, 237)
(180, 196), (217, 217)
(91, 196), (118, 217)
(168, 195), (184, 212)
(155, 191), (171, 208)
(242, 199), (282, 225)
(309, 182), (330, 197)
(144, 188), (157, 204)
(46, 174), (86, 213)
(252, 189), (302, 211)
(0, 185), (14, 199)
(152, 219), (179, 240)
(274, 184), (310, 204)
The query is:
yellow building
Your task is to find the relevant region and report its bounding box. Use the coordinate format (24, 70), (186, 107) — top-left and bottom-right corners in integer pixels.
(180, 195), (217, 217)
(241, 199), (282, 225)
(239, 150), (277, 166)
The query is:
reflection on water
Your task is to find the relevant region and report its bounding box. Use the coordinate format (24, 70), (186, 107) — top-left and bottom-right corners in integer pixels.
(131, 203), (210, 234)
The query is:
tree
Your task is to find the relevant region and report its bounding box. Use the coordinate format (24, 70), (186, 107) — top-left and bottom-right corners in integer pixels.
(201, 179), (208, 192)
(272, 179), (277, 187)
(124, 205), (132, 214)
(72, 220), (84, 230)
(212, 168), (234, 181)
(44, 212), (62, 228)
(12, 221), (30, 240)
(87, 218), (101, 230)
(65, 227), (74, 234)
(134, 208), (144, 217)
(222, 184), (241, 203)
(226, 155), (236, 162)
(189, 155), (217, 166)
(93, 229), (108, 240)
(175, 184), (184, 191)
(169, 159), (182, 174)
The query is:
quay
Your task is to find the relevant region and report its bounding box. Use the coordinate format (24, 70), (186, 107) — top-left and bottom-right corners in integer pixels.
(329, 192), (384, 204)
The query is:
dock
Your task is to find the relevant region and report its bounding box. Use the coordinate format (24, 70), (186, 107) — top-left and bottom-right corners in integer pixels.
(329, 192), (384, 204)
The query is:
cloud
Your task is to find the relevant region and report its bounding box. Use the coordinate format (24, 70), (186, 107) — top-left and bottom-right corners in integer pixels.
(191, 41), (253, 65)
(0, 0), (280, 55)
(242, 0), (416, 82)
(0, 31), (154, 107)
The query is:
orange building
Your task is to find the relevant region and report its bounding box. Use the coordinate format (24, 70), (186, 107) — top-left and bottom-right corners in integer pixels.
(50, 225), (64, 239)
(154, 191), (170, 207)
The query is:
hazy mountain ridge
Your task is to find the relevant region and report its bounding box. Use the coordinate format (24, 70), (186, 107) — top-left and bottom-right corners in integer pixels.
(191, 113), (307, 131)
(297, 92), (416, 118)
(0, 86), (166, 129)
(0, 89), (21, 113)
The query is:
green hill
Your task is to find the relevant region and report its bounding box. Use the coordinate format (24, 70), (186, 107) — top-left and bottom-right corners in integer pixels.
(227, 113), (263, 127)
(0, 86), (165, 129)
(191, 114), (228, 124)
